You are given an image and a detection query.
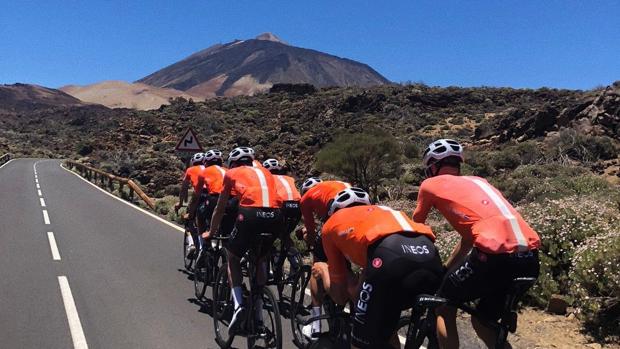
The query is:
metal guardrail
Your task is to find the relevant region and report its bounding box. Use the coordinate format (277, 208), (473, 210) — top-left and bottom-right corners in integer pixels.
(0, 153), (11, 166)
(64, 160), (155, 209)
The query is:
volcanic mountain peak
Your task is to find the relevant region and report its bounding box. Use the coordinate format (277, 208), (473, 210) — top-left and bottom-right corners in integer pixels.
(254, 32), (288, 45)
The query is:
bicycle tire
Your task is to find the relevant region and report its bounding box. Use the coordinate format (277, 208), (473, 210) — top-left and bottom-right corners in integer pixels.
(289, 265), (312, 348)
(194, 248), (221, 300)
(183, 232), (194, 271)
(213, 263), (235, 348)
(247, 286), (282, 349)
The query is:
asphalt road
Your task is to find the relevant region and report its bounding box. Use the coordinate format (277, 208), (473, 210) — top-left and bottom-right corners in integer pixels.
(0, 159), (302, 349)
(0, 158), (486, 349)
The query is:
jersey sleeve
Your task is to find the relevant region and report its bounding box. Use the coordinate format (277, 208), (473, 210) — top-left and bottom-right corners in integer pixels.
(300, 196), (317, 233)
(321, 227), (347, 284)
(222, 171), (234, 195)
(412, 181), (434, 223)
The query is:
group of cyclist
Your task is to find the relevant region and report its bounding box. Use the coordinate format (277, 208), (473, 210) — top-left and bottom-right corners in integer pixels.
(175, 139), (541, 349)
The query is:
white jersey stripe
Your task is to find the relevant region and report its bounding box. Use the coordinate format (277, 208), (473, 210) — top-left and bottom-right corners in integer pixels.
(215, 165), (226, 177)
(467, 178), (528, 251)
(276, 176), (294, 200)
(378, 206), (414, 232)
(252, 167), (270, 207)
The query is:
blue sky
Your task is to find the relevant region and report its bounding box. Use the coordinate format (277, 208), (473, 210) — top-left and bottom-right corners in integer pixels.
(1, 0), (619, 89)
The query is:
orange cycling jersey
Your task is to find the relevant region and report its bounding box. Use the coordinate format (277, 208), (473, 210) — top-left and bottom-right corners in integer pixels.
(200, 165), (226, 194)
(300, 180), (351, 234)
(322, 205), (434, 283)
(222, 165), (282, 208)
(183, 165), (205, 193)
(413, 175), (540, 254)
(274, 175), (301, 201)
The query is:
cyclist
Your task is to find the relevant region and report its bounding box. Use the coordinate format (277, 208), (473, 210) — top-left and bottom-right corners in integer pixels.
(263, 158), (302, 280)
(194, 149), (226, 266)
(412, 139), (540, 349)
(312, 187), (442, 349)
(298, 178), (351, 338)
(202, 147), (284, 332)
(175, 152), (206, 257)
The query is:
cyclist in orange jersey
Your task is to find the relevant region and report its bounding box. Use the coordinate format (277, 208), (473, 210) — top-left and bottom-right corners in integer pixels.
(203, 147), (284, 332)
(263, 159), (303, 280)
(312, 188), (443, 349)
(298, 178), (351, 338)
(412, 139), (540, 349)
(175, 152), (206, 257)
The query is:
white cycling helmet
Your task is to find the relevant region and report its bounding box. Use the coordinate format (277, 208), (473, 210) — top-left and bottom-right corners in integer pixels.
(228, 147), (255, 163)
(190, 152), (205, 165)
(422, 139), (464, 168)
(301, 177), (322, 195)
(263, 158), (282, 171)
(327, 187), (371, 217)
(204, 149), (223, 162)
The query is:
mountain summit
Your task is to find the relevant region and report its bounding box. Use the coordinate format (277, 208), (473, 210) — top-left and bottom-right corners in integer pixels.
(137, 33), (389, 97)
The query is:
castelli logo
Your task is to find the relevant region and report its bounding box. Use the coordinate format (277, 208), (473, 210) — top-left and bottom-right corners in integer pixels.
(372, 258), (383, 268)
(237, 214), (244, 221)
(482, 200), (489, 205)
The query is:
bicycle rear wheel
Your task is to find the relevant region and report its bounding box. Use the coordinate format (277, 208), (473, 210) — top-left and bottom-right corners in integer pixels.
(289, 265), (312, 348)
(213, 263), (235, 348)
(398, 309), (439, 349)
(248, 286), (282, 349)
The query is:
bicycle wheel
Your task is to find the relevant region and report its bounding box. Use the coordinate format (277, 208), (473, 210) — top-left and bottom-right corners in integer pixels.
(213, 263), (235, 348)
(248, 286), (282, 349)
(194, 247), (216, 300)
(183, 232), (194, 271)
(289, 265), (312, 348)
(397, 309), (439, 349)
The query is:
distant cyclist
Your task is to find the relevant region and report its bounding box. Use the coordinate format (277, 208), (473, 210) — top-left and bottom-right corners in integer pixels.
(298, 177), (351, 338)
(312, 187), (443, 349)
(194, 149), (226, 266)
(263, 158), (302, 279)
(412, 139), (541, 349)
(175, 152), (206, 257)
(203, 147), (284, 332)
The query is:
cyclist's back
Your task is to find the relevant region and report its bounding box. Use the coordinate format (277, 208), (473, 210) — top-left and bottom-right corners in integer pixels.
(300, 180), (350, 237)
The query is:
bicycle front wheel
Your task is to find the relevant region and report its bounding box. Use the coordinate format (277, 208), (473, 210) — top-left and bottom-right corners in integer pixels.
(289, 265), (312, 348)
(213, 263), (235, 348)
(249, 286), (282, 349)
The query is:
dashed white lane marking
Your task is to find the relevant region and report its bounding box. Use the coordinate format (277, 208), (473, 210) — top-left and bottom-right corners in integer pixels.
(47, 232), (61, 260)
(38, 189), (43, 196)
(61, 163), (184, 232)
(58, 276), (89, 349)
(40, 198), (46, 207)
(43, 210), (50, 225)
(35, 178), (39, 183)
(36, 183), (40, 189)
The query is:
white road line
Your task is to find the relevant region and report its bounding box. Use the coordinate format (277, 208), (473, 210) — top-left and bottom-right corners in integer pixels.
(61, 163), (184, 232)
(36, 183), (40, 189)
(0, 158), (15, 170)
(58, 276), (89, 349)
(40, 198), (46, 207)
(38, 189), (43, 196)
(35, 178), (39, 183)
(47, 232), (61, 260)
(43, 210), (50, 225)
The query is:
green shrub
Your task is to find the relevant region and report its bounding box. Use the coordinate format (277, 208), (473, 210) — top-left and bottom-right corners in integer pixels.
(520, 196), (620, 309)
(569, 232), (620, 342)
(544, 129), (618, 162)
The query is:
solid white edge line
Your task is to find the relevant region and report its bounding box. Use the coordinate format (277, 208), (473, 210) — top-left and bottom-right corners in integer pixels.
(43, 210), (50, 225)
(38, 189), (43, 196)
(60, 163), (184, 232)
(40, 198), (46, 207)
(0, 158), (15, 170)
(47, 232), (61, 260)
(58, 276), (89, 349)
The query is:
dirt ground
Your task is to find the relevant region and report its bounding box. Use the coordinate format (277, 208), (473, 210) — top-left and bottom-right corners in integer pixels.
(455, 308), (619, 349)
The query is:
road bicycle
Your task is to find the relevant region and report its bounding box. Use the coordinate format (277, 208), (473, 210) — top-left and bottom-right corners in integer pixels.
(399, 276), (537, 349)
(193, 235), (227, 300)
(212, 233), (283, 349)
(182, 219), (198, 271)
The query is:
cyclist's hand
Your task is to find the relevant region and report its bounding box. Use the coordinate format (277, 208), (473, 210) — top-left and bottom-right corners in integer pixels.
(202, 230), (211, 239)
(182, 213), (190, 220)
(311, 262), (328, 280)
(174, 202), (181, 214)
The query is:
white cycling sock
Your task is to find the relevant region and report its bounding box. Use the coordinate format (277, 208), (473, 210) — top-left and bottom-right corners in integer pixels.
(232, 287), (243, 309)
(186, 235), (194, 246)
(311, 306), (322, 333)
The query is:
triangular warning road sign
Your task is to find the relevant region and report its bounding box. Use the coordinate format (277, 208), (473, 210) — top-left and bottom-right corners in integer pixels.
(175, 128), (203, 152)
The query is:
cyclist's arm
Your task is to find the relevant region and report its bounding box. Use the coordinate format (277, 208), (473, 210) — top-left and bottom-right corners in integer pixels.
(322, 234), (350, 305)
(300, 199), (317, 241)
(445, 235), (473, 269)
(187, 176), (205, 219)
(412, 184), (433, 223)
(205, 177), (232, 236)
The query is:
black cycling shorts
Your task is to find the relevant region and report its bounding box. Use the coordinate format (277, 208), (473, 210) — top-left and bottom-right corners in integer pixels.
(437, 248), (540, 321)
(197, 193), (219, 229)
(226, 207), (285, 258)
(351, 233), (443, 349)
(281, 200), (301, 237)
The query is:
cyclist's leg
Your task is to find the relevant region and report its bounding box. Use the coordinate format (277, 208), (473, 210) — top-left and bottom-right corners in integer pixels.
(196, 194), (218, 266)
(436, 248), (492, 349)
(306, 233), (328, 337)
